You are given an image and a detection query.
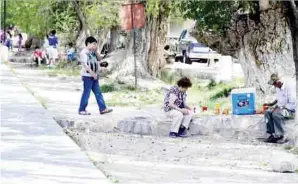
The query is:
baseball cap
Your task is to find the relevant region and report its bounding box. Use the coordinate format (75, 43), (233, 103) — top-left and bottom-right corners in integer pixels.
(268, 73), (279, 85)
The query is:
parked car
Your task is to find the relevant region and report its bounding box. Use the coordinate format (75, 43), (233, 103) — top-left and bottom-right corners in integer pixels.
(176, 29), (221, 64)
(176, 29), (197, 59)
(184, 42), (221, 65)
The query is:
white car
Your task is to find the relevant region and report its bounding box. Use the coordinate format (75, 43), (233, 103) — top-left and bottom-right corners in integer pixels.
(184, 42), (221, 65)
(176, 29), (221, 64)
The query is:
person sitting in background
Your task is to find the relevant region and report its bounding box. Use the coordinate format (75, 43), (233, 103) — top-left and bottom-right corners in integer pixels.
(66, 42), (76, 62)
(263, 73), (296, 143)
(18, 33), (23, 52)
(32, 46), (46, 66)
(164, 45), (176, 64)
(164, 77), (193, 137)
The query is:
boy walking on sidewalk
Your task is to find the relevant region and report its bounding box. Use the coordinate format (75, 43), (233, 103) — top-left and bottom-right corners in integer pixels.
(78, 36), (112, 115)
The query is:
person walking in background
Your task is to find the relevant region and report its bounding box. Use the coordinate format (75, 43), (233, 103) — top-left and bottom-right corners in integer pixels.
(18, 33), (23, 52)
(5, 31), (12, 51)
(47, 30), (59, 66)
(164, 77), (193, 137)
(78, 36), (113, 115)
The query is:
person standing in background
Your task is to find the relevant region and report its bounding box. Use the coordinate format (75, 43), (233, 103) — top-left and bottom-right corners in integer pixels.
(47, 30), (59, 66)
(18, 33), (23, 52)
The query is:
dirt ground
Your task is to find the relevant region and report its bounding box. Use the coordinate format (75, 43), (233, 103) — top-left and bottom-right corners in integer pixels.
(8, 62), (298, 184)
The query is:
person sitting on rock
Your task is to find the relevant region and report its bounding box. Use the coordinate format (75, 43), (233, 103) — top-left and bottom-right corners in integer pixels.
(263, 73), (296, 143)
(163, 45), (176, 64)
(66, 42), (76, 62)
(32, 46), (46, 66)
(164, 77), (193, 137)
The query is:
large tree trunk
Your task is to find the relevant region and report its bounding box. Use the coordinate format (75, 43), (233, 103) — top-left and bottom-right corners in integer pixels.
(147, 13), (168, 77)
(192, 1), (296, 96)
(73, 1), (90, 50)
(109, 26), (121, 52)
(101, 3), (169, 82)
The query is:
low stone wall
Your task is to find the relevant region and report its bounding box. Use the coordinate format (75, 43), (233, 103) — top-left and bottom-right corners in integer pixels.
(0, 45), (8, 63)
(57, 108), (297, 145)
(116, 114), (297, 144)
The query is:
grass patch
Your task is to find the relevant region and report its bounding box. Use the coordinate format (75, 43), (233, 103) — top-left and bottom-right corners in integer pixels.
(284, 145), (294, 150)
(101, 83), (117, 93)
(39, 60), (80, 77)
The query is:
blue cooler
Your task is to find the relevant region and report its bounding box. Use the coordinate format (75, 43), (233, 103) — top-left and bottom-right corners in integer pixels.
(231, 88), (256, 115)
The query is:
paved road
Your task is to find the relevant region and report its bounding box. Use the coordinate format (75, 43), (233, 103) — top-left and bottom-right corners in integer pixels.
(0, 64), (111, 184)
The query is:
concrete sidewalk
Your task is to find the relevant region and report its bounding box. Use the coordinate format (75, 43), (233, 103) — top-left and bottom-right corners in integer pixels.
(0, 64), (111, 184)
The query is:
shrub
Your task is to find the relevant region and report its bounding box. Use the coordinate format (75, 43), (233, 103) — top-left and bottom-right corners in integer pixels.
(207, 79), (217, 89)
(210, 87), (233, 100)
(101, 83), (116, 93)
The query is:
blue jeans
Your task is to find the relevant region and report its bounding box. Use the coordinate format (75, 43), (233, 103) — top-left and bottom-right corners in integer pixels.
(264, 109), (285, 136)
(79, 76), (106, 112)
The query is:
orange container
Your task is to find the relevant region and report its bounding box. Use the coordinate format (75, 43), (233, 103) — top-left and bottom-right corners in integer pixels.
(222, 109), (229, 115)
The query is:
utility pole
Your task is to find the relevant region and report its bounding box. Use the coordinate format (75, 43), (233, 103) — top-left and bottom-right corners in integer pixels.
(3, 0), (6, 42)
(130, 0), (137, 89)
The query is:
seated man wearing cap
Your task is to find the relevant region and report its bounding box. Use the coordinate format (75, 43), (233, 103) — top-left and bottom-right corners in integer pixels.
(263, 73), (296, 143)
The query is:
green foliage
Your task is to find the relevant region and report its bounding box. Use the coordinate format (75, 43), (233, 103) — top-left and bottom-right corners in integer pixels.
(178, 0), (235, 35)
(207, 79), (217, 90)
(178, 0), (258, 35)
(52, 2), (78, 34)
(5, 0), (78, 38)
(84, 0), (120, 30)
(146, 0), (160, 17)
(210, 87), (233, 101)
(101, 83), (116, 93)
(6, 0), (54, 38)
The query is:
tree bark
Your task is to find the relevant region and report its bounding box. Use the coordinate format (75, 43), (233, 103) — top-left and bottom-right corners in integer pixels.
(109, 26), (120, 52)
(285, 0), (298, 80)
(73, 1), (90, 50)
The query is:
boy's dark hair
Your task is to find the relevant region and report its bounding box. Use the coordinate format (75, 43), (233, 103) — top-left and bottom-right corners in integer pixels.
(35, 46), (40, 49)
(68, 42), (73, 47)
(18, 33), (22, 38)
(85, 36), (97, 46)
(50, 30), (56, 35)
(177, 77), (192, 88)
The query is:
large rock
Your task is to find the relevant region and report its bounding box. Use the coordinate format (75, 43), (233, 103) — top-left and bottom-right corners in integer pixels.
(117, 116), (153, 135)
(270, 151), (298, 173)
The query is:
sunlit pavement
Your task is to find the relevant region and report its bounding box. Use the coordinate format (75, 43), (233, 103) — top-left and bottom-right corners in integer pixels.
(0, 64), (111, 184)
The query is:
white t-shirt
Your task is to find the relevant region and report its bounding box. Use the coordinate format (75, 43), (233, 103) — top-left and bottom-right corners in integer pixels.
(79, 48), (99, 77)
(276, 78), (296, 111)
